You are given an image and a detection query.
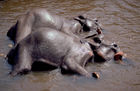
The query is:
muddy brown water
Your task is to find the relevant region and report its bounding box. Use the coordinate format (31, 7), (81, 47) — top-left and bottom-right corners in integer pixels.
(0, 0), (140, 91)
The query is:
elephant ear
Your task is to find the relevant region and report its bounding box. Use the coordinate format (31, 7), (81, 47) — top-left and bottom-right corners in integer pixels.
(77, 15), (86, 20)
(74, 15), (86, 25)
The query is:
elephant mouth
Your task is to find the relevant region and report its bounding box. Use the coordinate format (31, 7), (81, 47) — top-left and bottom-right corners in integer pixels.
(94, 51), (124, 62)
(114, 51), (124, 61)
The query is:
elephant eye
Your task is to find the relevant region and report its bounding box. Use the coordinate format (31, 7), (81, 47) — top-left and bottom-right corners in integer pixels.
(93, 37), (101, 44)
(111, 43), (118, 48)
(113, 44), (118, 47)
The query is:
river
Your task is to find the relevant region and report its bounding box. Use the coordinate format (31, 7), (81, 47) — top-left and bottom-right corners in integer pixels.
(0, 0), (140, 91)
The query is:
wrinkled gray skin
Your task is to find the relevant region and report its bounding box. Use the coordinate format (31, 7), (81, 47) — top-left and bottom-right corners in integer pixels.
(89, 37), (122, 62)
(7, 28), (93, 77)
(7, 8), (101, 45)
(7, 28), (122, 77)
(6, 8), (122, 77)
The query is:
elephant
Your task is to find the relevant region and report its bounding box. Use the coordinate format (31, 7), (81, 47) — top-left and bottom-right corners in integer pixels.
(7, 8), (103, 45)
(7, 27), (123, 78)
(7, 27), (94, 77)
(88, 36), (124, 62)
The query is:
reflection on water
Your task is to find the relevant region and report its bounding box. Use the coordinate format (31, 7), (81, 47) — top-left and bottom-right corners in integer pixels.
(0, 0), (140, 91)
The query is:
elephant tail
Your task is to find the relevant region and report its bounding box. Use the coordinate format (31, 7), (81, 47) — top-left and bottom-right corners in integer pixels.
(7, 21), (18, 42)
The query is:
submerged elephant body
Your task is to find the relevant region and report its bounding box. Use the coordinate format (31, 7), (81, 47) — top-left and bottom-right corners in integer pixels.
(8, 28), (94, 77)
(7, 28), (123, 77)
(7, 8), (101, 44)
(7, 8), (124, 78)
